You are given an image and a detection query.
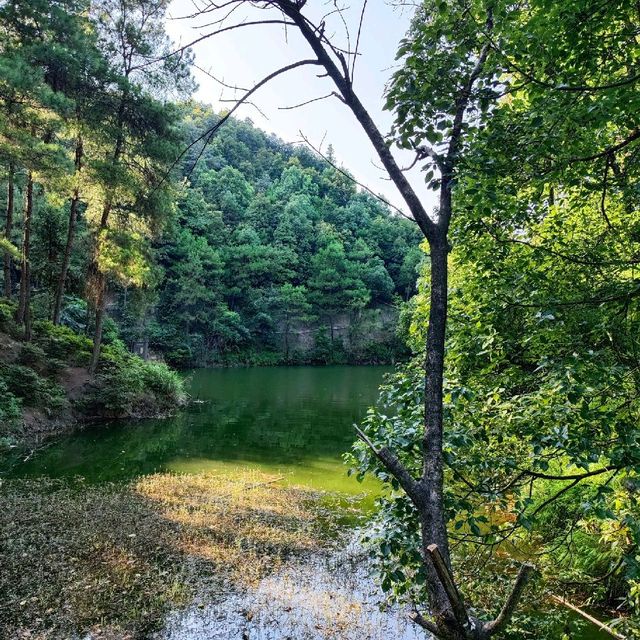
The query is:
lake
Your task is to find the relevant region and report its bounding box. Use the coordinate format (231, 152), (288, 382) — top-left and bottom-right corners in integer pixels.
(1, 365), (611, 639)
(3, 366), (388, 494)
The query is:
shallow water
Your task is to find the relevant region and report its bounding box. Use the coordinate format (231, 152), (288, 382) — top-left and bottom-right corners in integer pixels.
(3, 366), (388, 496)
(158, 535), (425, 640)
(2, 365), (613, 639)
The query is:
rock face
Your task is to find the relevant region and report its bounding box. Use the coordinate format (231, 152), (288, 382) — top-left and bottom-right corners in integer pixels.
(281, 306), (403, 363)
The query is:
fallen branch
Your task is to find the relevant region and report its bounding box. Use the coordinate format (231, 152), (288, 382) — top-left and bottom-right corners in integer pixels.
(551, 595), (626, 640)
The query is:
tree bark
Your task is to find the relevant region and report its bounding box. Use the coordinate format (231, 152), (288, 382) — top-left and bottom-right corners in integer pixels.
(89, 270), (106, 375)
(419, 228), (456, 629)
(3, 162), (14, 298)
(53, 135), (83, 324)
(16, 172), (33, 340)
(88, 93), (125, 374)
(88, 203), (112, 375)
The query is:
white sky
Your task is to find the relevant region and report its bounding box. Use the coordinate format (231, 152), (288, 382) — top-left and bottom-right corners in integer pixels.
(164, 0), (438, 216)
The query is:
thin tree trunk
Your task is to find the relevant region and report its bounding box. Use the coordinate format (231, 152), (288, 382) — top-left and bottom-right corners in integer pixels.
(420, 220), (455, 629)
(16, 172), (33, 340)
(88, 95), (125, 374)
(53, 135), (83, 324)
(89, 270), (106, 375)
(3, 162), (14, 298)
(88, 204), (112, 375)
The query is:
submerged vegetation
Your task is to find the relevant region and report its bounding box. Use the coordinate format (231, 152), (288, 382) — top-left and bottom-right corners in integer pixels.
(0, 471), (349, 639)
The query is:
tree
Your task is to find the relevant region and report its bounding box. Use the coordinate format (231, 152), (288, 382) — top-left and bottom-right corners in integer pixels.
(351, 0), (640, 636)
(181, 1), (515, 636)
(174, 0), (640, 636)
(308, 226), (370, 342)
(271, 283), (310, 360)
(0, 0), (74, 337)
(85, 0), (192, 374)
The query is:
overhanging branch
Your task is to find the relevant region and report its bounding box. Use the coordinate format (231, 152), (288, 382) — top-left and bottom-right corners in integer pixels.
(354, 425), (421, 501)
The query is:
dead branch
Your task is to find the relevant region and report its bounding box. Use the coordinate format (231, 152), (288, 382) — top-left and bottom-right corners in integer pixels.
(278, 93), (337, 110)
(483, 564), (536, 636)
(427, 544), (471, 632)
(550, 595), (625, 640)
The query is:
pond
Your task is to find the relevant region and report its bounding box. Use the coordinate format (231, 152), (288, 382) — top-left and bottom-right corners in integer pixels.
(3, 366), (388, 495)
(1, 365), (612, 640)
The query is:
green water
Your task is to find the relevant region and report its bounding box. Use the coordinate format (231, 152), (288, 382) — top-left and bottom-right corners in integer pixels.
(0, 366), (614, 638)
(2, 366), (387, 495)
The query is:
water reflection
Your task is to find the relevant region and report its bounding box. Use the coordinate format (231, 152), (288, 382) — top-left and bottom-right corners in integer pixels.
(3, 366), (389, 494)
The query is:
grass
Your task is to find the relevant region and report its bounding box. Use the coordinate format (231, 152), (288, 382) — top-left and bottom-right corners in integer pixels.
(0, 471), (353, 639)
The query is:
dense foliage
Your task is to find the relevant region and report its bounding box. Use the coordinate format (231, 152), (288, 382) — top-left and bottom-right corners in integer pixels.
(349, 0), (640, 636)
(147, 109), (421, 366)
(0, 0), (420, 372)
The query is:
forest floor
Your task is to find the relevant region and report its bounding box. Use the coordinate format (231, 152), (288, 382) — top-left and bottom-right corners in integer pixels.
(0, 470), (412, 640)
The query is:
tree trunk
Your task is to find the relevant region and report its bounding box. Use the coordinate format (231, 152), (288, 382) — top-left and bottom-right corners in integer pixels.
(411, 174), (457, 629)
(16, 172), (33, 340)
(89, 270), (106, 375)
(284, 316), (290, 360)
(3, 162), (14, 298)
(53, 136), (83, 325)
(88, 95), (125, 374)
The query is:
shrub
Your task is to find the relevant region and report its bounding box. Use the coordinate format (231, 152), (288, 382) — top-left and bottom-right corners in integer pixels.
(0, 378), (21, 437)
(0, 363), (67, 411)
(0, 300), (19, 336)
(33, 321), (92, 366)
(18, 342), (48, 370)
(80, 345), (186, 418)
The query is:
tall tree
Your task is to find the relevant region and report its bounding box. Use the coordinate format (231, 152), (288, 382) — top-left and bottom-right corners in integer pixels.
(86, 0), (192, 374)
(180, 0), (639, 636)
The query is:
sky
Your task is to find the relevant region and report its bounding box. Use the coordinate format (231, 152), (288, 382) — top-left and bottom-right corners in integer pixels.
(164, 0), (438, 216)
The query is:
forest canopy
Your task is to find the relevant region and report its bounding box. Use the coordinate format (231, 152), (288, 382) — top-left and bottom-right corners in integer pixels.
(0, 0), (421, 372)
(1, 0), (639, 638)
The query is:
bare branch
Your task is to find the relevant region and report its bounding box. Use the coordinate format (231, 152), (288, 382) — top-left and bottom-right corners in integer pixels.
(276, 0), (437, 240)
(483, 564), (536, 637)
(193, 62), (249, 91)
(351, 0), (368, 80)
(156, 59), (321, 189)
(551, 596), (625, 639)
(219, 97), (269, 118)
(408, 610), (440, 635)
(278, 93), (337, 110)
(426, 544), (471, 632)
(132, 19), (296, 71)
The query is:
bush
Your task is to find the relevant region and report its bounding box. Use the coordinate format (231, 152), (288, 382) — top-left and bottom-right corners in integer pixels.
(33, 321), (92, 366)
(0, 378), (21, 437)
(18, 342), (48, 370)
(0, 363), (67, 411)
(0, 300), (20, 337)
(80, 345), (186, 418)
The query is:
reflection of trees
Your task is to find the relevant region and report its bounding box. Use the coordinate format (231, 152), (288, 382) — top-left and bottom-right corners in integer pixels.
(12, 368), (389, 481)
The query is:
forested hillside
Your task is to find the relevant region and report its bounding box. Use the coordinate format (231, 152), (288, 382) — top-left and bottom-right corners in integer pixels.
(148, 109), (421, 366)
(0, 0), (420, 377)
